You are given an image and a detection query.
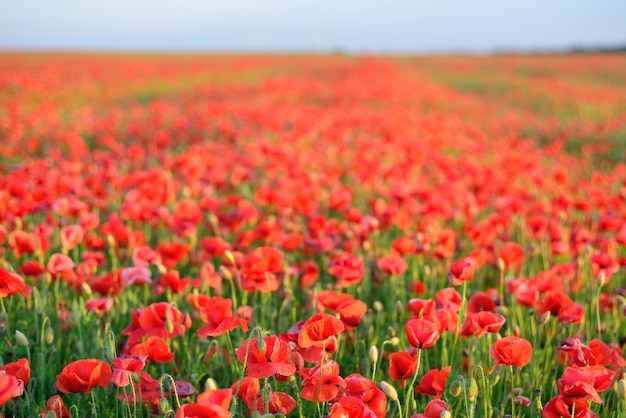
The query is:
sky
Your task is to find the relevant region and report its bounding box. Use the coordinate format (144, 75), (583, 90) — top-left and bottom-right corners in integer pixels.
(1, 0), (625, 53)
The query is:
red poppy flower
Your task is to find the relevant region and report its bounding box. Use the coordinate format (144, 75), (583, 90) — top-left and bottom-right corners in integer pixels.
(18, 260), (45, 278)
(196, 296), (249, 338)
(111, 355), (147, 387)
(498, 242), (524, 270)
(317, 290), (367, 329)
(460, 312), (506, 337)
(236, 335), (296, 378)
(55, 359), (112, 394)
(300, 360), (346, 402)
(542, 395), (596, 418)
(60, 224), (85, 251)
(156, 241), (190, 269)
(130, 336), (175, 363)
(0, 266), (31, 298)
(251, 391), (297, 415)
(120, 266), (152, 287)
(46, 253), (75, 279)
(85, 297), (114, 314)
(41, 395), (71, 418)
(299, 260), (320, 289)
(154, 269), (190, 295)
(343, 373), (387, 418)
(405, 319), (440, 349)
(328, 252), (365, 287)
(557, 367), (602, 403)
(131, 245), (163, 267)
(298, 313), (345, 350)
(0, 358), (30, 386)
(388, 351), (418, 384)
(392, 236), (417, 256)
(377, 255), (408, 275)
(329, 396), (370, 418)
(0, 374), (23, 406)
(129, 302), (190, 343)
(413, 399), (451, 418)
(8, 230), (38, 257)
(415, 366), (451, 399)
(448, 258), (475, 286)
(231, 376), (260, 407)
(490, 336), (532, 369)
(200, 237), (232, 257)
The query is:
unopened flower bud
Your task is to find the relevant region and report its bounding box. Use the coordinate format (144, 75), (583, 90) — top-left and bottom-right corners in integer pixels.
(205, 378), (217, 391)
(158, 397), (170, 414)
(539, 311), (551, 326)
(373, 301), (383, 312)
(208, 213), (220, 228)
(532, 395), (543, 412)
(390, 337), (400, 346)
(81, 282), (93, 297)
(15, 330), (28, 347)
(497, 258), (506, 271)
(256, 339), (267, 355)
(440, 412), (452, 418)
(618, 377), (626, 402)
(395, 301), (403, 316)
(466, 377), (478, 402)
(449, 377), (463, 397)
(45, 326), (54, 344)
(369, 345), (379, 363)
(380, 381), (398, 401)
(387, 326), (396, 337)
(219, 265), (233, 281)
(165, 318), (175, 334)
(596, 272), (606, 287)
(224, 250), (236, 266)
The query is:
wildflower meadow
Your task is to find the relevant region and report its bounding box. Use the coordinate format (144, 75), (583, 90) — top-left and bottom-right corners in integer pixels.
(0, 53), (625, 417)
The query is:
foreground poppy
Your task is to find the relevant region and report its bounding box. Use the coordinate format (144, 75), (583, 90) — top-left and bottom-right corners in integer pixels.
(56, 358), (112, 394)
(298, 313), (345, 350)
(490, 336), (533, 369)
(405, 319), (440, 349)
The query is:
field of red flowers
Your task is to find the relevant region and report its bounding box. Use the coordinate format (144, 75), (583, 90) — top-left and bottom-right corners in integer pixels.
(1, 52), (625, 418)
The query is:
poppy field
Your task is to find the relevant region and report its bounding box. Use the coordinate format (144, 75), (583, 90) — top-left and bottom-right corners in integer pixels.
(1, 52), (626, 417)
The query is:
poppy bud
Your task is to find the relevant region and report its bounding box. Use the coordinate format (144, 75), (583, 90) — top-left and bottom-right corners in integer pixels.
(106, 234), (116, 247)
(449, 377), (463, 397)
(395, 301), (403, 316)
(497, 258), (506, 271)
(380, 381), (398, 401)
(224, 250), (236, 266)
(390, 337), (400, 346)
(373, 301), (383, 312)
(388, 326), (396, 337)
(205, 378), (217, 391)
(369, 345), (379, 363)
(157, 264), (167, 274)
(45, 326), (54, 344)
(15, 330), (29, 347)
(81, 282), (93, 297)
(440, 412), (452, 418)
(165, 318), (175, 334)
(532, 395), (543, 412)
(466, 377), (478, 402)
(208, 213), (220, 228)
(538, 311), (551, 326)
(596, 272), (605, 287)
(219, 265), (233, 281)
(618, 377), (626, 402)
(45, 411), (57, 418)
(158, 398), (170, 414)
(256, 339), (267, 355)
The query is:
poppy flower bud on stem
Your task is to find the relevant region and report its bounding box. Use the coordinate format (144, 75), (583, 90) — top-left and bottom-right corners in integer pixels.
(449, 376), (463, 397)
(466, 377), (478, 402)
(373, 300), (383, 312)
(224, 250), (236, 266)
(15, 330), (28, 347)
(205, 377), (217, 391)
(618, 377), (626, 402)
(219, 265), (233, 281)
(380, 381), (398, 401)
(369, 345), (378, 363)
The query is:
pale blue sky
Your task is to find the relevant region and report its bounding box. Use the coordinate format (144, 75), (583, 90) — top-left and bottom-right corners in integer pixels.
(1, 0), (625, 53)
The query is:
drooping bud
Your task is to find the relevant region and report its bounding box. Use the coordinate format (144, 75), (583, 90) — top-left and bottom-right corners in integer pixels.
(449, 377), (463, 397)
(224, 250), (236, 266)
(219, 265), (233, 281)
(380, 381), (398, 401)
